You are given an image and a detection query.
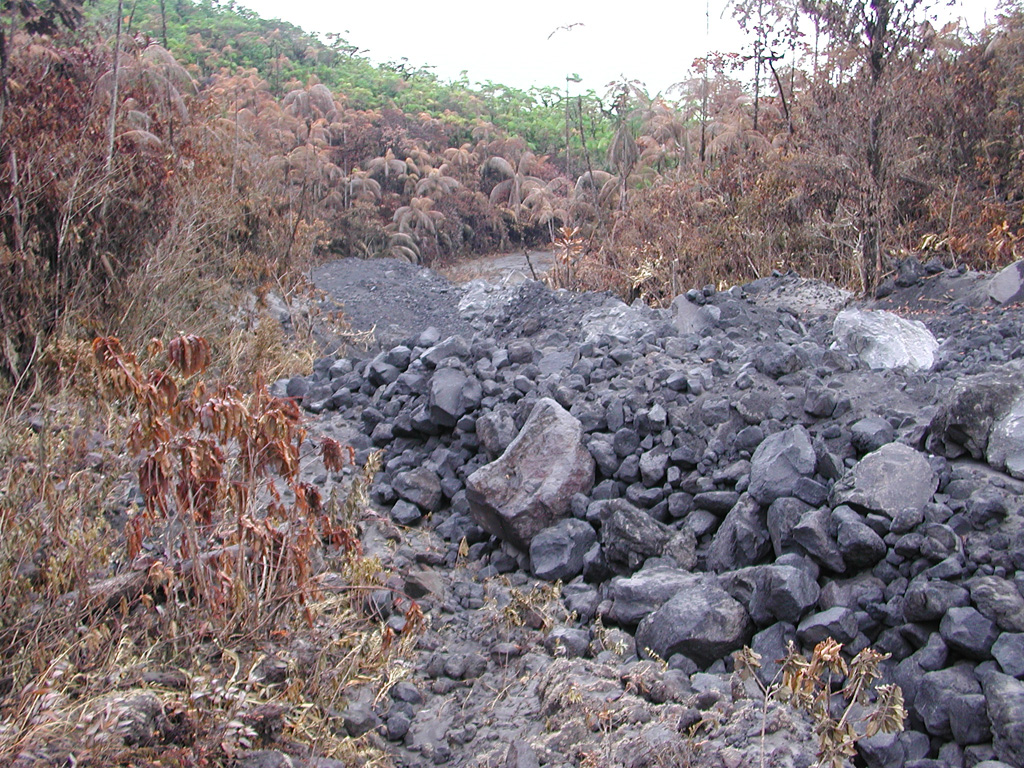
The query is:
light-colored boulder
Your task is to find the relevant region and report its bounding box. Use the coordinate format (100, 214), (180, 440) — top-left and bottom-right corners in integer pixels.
(466, 398), (595, 550)
(832, 308), (938, 370)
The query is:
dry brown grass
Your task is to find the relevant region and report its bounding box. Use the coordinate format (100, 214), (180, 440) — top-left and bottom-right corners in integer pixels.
(0, 334), (416, 766)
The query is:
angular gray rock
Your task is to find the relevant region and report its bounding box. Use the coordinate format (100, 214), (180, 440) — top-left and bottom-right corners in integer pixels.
(993, 634), (1024, 679)
(833, 505), (886, 569)
(940, 606), (999, 660)
(601, 502), (674, 571)
(832, 308), (938, 370)
(796, 606), (859, 645)
(987, 259), (1024, 305)
(529, 518), (597, 582)
(672, 295), (720, 336)
(429, 368), (482, 428)
(635, 577), (752, 667)
(915, 664), (982, 738)
(705, 494), (772, 573)
(988, 394), (1024, 480)
(980, 670), (1024, 765)
(392, 467), (443, 512)
(476, 410), (518, 459)
(467, 398), (595, 549)
(604, 567), (703, 626)
(832, 442), (937, 518)
(903, 578), (970, 622)
(970, 576), (1024, 633)
(720, 565), (819, 627)
(926, 368), (1024, 464)
(792, 507), (845, 573)
(850, 416), (895, 454)
(766, 497), (813, 557)
(747, 425), (817, 506)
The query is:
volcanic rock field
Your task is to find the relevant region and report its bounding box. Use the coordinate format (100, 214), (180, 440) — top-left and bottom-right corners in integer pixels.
(277, 256), (1024, 768)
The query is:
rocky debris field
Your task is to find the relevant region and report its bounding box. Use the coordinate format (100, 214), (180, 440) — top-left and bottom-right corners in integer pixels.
(275, 257), (1024, 768)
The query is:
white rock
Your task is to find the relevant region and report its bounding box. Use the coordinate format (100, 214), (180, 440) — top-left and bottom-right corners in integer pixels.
(831, 308), (939, 370)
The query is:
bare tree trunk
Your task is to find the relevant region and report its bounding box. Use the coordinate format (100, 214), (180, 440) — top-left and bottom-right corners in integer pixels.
(158, 0), (168, 48)
(0, 11), (16, 144)
(104, 0), (124, 178)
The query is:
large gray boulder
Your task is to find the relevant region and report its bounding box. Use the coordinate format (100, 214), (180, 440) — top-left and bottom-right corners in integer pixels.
(719, 565), (819, 627)
(392, 467), (443, 512)
(604, 567), (703, 626)
(671, 295), (721, 336)
(987, 259), (1024, 305)
(748, 425), (817, 506)
(988, 395), (1024, 479)
(915, 664), (983, 739)
(980, 669), (1024, 764)
(601, 501), (693, 571)
(831, 442), (937, 518)
(926, 368), (1024, 480)
(428, 368), (482, 428)
(467, 398), (595, 550)
(635, 577), (752, 667)
(705, 494), (772, 572)
(970, 576), (1024, 633)
(530, 518), (597, 582)
(831, 308), (938, 370)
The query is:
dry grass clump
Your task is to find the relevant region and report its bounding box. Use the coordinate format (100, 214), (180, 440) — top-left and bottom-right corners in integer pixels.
(0, 335), (418, 766)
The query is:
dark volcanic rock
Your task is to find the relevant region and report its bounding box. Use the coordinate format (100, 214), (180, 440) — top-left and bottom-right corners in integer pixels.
(601, 501), (674, 571)
(705, 494), (772, 573)
(915, 665), (982, 739)
(831, 442), (937, 518)
(981, 669), (1024, 764)
(392, 467), (443, 512)
(747, 425), (817, 506)
(466, 398), (595, 549)
(635, 578), (752, 667)
(530, 518), (597, 582)
(926, 368), (1024, 479)
(604, 567), (702, 626)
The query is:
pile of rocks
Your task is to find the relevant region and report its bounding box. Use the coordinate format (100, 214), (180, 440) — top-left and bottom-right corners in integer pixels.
(280, 259), (1024, 768)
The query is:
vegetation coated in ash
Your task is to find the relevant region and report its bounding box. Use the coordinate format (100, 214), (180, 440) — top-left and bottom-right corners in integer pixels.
(1, 0), (1024, 764)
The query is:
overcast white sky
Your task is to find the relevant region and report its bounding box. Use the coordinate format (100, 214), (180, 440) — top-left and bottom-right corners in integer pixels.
(238, 0), (999, 97)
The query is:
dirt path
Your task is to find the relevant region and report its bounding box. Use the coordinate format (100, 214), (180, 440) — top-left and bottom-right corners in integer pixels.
(439, 249), (555, 284)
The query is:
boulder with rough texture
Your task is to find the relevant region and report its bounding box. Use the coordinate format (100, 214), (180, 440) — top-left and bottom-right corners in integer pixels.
(987, 259), (1024, 305)
(392, 467), (443, 512)
(747, 426), (817, 506)
(915, 665), (983, 739)
(601, 502), (675, 571)
(926, 369), (1024, 467)
(705, 494), (772, 573)
(992, 634), (1024, 678)
(832, 308), (939, 370)
(720, 565), (819, 627)
(831, 442), (937, 517)
(796, 606), (859, 645)
(970, 577), (1024, 633)
(635, 577), (752, 667)
(940, 606), (999, 660)
(476, 410), (518, 459)
(429, 368), (482, 428)
(604, 567), (703, 626)
(671, 295), (720, 336)
(980, 670), (1024, 764)
(988, 395), (1024, 479)
(529, 518), (597, 582)
(903, 578), (971, 622)
(833, 505), (887, 569)
(467, 398), (595, 549)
